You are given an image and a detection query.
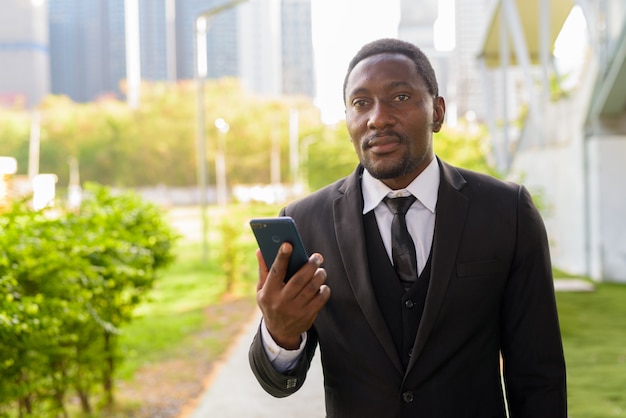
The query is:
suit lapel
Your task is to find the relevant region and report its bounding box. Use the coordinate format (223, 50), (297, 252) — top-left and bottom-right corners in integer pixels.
(334, 167), (404, 374)
(407, 159), (469, 373)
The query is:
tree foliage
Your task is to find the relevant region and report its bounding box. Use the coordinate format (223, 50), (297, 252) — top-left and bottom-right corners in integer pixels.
(1, 79), (329, 189)
(304, 118), (499, 192)
(0, 79), (496, 193)
(434, 121), (500, 177)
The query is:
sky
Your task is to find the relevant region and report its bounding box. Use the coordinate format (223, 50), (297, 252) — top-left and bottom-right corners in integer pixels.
(310, 0), (401, 124)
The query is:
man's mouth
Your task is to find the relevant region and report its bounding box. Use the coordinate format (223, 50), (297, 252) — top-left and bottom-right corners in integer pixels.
(366, 134), (402, 154)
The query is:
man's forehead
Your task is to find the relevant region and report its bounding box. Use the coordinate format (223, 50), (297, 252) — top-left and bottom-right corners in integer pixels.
(346, 54), (425, 94)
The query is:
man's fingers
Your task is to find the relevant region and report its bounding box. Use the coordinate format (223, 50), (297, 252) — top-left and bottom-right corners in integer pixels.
(257, 244), (330, 313)
(294, 266), (329, 305)
(306, 283), (331, 311)
(281, 253), (324, 297)
(262, 242), (294, 290)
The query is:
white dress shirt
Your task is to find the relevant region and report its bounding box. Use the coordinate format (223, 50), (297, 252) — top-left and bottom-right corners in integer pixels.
(361, 158), (439, 276)
(261, 158), (441, 372)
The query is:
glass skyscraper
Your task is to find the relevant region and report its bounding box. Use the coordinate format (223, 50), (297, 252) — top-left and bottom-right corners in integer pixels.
(44, 0), (314, 103)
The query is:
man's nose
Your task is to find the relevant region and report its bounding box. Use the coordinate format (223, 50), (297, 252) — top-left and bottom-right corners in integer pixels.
(367, 101), (396, 130)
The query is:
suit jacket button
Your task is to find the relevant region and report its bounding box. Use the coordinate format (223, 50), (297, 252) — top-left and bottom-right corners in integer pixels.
(402, 391), (414, 403)
(404, 300), (414, 309)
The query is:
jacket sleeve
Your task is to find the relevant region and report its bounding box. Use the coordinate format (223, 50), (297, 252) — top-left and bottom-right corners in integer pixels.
(248, 322), (319, 398)
(500, 185), (567, 417)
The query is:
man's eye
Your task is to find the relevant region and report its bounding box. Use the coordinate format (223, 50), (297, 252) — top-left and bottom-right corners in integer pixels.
(352, 99), (367, 107)
(394, 94), (410, 102)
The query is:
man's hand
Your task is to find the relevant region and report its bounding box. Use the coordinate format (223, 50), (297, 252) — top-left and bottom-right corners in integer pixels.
(256, 243), (330, 349)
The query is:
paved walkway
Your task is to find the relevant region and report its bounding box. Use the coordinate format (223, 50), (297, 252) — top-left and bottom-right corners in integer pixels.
(185, 309), (325, 418)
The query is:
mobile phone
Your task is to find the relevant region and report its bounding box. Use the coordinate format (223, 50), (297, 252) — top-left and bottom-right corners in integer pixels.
(249, 216), (309, 282)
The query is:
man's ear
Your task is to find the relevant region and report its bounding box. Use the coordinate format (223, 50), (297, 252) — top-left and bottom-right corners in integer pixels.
(432, 96), (446, 132)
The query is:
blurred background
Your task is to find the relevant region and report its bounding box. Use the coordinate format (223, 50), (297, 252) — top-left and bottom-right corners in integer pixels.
(1, 1), (626, 416)
(2, 1), (626, 277)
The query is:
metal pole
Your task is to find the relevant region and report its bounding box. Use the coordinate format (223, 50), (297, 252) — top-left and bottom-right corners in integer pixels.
(194, 0), (248, 263)
(28, 110), (40, 181)
(502, 0), (542, 147)
(124, 0), (141, 108)
(289, 109), (299, 193)
(196, 16), (209, 263)
(215, 118), (229, 206)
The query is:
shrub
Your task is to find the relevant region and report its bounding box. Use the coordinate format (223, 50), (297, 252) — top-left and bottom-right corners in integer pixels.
(0, 183), (179, 416)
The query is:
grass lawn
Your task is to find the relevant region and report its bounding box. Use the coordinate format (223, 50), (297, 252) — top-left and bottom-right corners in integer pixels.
(557, 283), (626, 417)
(106, 203), (281, 416)
(117, 204), (280, 374)
(115, 243), (247, 381)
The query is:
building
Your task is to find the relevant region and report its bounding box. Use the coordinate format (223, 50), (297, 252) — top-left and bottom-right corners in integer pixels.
(280, 0), (315, 97)
(238, 0), (283, 96)
(176, 0), (241, 82)
(397, 0), (626, 282)
(43, 0), (314, 103)
(48, 0), (126, 102)
(398, 0), (455, 122)
(0, 0), (50, 108)
(477, 0), (626, 282)
(239, 0), (315, 98)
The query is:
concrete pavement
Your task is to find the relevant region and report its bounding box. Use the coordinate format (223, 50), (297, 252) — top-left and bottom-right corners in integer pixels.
(185, 309), (325, 418)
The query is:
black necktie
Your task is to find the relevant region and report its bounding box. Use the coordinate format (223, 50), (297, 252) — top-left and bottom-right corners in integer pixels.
(384, 196), (418, 289)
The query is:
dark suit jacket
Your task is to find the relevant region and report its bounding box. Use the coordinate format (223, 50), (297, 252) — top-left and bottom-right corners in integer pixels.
(249, 158), (567, 418)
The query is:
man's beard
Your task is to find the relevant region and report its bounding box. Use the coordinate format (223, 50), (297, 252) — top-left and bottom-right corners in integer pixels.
(362, 153), (421, 180)
(361, 138), (424, 180)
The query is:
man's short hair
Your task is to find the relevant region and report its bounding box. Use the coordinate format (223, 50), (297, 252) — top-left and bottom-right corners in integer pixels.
(343, 38), (439, 102)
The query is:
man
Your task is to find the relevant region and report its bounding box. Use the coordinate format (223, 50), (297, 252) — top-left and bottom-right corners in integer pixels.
(249, 38), (567, 417)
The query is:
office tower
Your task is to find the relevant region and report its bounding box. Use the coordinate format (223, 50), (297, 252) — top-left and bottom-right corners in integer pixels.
(398, 0), (453, 120)
(398, 0), (499, 124)
(397, 0), (448, 93)
(48, 0), (126, 102)
(175, 0), (240, 82)
(398, 0), (438, 51)
(138, 0), (170, 81)
(47, 0), (241, 102)
(281, 0), (315, 97)
(44, 0), (314, 103)
(238, 0), (283, 96)
(0, 0), (50, 108)
(134, 0), (240, 83)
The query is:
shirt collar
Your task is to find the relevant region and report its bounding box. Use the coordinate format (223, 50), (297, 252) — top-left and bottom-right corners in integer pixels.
(362, 157), (440, 215)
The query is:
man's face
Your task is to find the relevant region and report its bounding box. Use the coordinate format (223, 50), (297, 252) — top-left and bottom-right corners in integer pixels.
(344, 53), (445, 190)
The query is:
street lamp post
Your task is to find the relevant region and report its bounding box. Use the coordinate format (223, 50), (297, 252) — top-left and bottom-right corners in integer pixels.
(195, 0), (247, 263)
(214, 117), (229, 206)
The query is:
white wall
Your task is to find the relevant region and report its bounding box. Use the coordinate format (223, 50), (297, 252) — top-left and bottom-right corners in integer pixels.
(511, 140), (588, 278)
(512, 131), (626, 283)
(587, 136), (626, 282)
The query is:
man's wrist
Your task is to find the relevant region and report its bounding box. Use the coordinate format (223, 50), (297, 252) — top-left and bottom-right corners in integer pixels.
(260, 318), (307, 371)
(270, 333), (301, 350)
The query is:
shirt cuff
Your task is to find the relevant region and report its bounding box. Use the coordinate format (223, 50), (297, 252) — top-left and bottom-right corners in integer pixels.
(260, 318), (307, 373)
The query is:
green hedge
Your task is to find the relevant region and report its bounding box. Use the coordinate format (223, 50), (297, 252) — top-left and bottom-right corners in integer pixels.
(0, 184), (179, 417)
